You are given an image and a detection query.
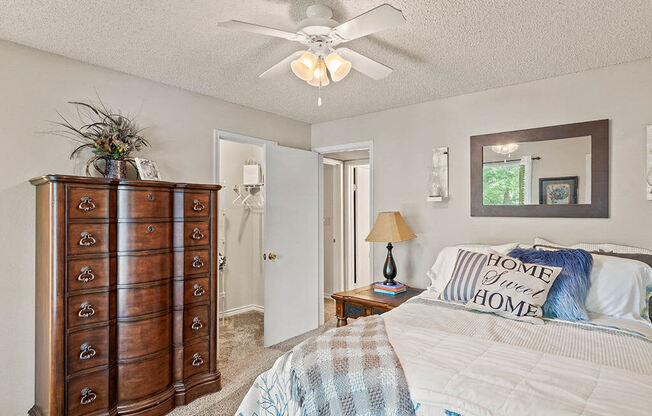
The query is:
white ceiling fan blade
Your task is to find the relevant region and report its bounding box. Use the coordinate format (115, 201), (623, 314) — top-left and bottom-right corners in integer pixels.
(330, 4), (405, 42)
(259, 51), (304, 79)
(218, 20), (303, 42)
(336, 48), (392, 80)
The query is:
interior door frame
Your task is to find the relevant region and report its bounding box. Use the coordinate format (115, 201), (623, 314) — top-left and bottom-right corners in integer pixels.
(313, 141), (374, 325)
(322, 157), (344, 299)
(344, 159), (372, 291)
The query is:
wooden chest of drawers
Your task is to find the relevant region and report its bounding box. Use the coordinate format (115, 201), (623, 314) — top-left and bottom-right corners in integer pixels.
(29, 175), (221, 416)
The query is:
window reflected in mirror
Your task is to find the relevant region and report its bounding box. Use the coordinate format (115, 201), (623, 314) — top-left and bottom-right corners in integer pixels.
(482, 136), (591, 206)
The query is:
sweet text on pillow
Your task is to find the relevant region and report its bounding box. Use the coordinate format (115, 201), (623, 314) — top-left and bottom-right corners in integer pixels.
(467, 253), (562, 324)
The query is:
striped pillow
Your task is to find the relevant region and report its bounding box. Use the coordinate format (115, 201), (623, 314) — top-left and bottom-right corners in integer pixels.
(442, 249), (487, 302)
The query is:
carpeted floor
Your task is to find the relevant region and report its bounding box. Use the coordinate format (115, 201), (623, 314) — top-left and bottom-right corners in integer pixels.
(169, 311), (337, 416)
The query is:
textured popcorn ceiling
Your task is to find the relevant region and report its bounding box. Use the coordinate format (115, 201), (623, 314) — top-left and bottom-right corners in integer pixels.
(1, 1), (652, 123)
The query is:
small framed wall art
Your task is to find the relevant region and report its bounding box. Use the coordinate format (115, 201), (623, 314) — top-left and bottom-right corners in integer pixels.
(135, 158), (162, 180)
(539, 176), (578, 205)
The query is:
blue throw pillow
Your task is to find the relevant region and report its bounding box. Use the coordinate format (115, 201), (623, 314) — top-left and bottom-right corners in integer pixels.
(508, 248), (593, 322)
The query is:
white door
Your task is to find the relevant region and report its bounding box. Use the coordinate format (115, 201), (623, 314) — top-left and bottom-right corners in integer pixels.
(264, 144), (319, 346)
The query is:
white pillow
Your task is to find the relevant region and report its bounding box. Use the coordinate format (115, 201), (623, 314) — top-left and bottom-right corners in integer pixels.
(585, 254), (652, 323)
(534, 237), (652, 255)
(427, 242), (521, 296)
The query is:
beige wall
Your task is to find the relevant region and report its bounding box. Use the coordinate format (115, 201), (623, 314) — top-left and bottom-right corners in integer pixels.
(312, 58), (652, 290)
(0, 40), (309, 414)
(219, 140), (264, 311)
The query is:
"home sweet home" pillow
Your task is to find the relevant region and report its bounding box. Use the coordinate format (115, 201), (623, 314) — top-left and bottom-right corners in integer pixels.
(465, 252), (562, 324)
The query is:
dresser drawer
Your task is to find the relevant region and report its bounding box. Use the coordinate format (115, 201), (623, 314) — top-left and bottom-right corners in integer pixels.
(67, 257), (112, 292)
(184, 304), (209, 343)
(175, 221), (210, 248)
(184, 277), (209, 305)
(117, 351), (172, 402)
(117, 313), (171, 359)
(182, 249), (209, 276)
(68, 187), (110, 219)
(67, 369), (109, 416)
(68, 292), (110, 329)
(117, 221), (172, 251)
(183, 339), (209, 379)
(117, 281), (171, 318)
(183, 191), (210, 217)
(118, 189), (172, 219)
(68, 223), (112, 255)
(117, 251), (173, 285)
(67, 326), (110, 374)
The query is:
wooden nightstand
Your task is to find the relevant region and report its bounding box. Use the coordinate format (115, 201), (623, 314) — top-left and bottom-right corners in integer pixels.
(331, 284), (423, 327)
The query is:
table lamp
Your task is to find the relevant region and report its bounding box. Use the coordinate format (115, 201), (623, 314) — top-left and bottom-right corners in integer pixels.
(365, 211), (416, 286)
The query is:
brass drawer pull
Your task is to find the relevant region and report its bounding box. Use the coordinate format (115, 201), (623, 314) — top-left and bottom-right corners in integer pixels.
(193, 199), (205, 212)
(191, 228), (204, 240)
(191, 317), (203, 330)
(77, 266), (95, 283)
(78, 302), (95, 318)
(192, 352), (204, 367)
(193, 284), (205, 297)
(147, 225), (155, 233)
(192, 255), (204, 269)
(79, 343), (97, 360)
(79, 232), (96, 247)
(80, 387), (97, 405)
(78, 196), (96, 212)
(147, 193), (155, 201)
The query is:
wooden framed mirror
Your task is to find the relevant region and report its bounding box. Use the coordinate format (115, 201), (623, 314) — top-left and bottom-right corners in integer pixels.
(471, 119), (609, 218)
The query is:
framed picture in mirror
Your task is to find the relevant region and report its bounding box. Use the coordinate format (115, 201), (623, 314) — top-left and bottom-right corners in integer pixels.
(471, 119), (609, 217)
(539, 176), (578, 205)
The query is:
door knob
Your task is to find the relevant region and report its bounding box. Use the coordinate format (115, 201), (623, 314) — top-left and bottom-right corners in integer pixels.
(267, 252), (277, 260)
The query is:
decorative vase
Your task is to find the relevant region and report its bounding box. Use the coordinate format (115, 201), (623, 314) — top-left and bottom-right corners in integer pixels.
(89, 158), (131, 179)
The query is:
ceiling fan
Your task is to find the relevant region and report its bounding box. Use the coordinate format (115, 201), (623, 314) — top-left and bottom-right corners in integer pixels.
(218, 3), (406, 105)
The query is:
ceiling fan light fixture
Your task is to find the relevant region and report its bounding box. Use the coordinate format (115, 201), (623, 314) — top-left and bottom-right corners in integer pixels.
(291, 52), (317, 81)
(491, 143), (519, 155)
(325, 53), (351, 82)
(307, 59), (330, 87)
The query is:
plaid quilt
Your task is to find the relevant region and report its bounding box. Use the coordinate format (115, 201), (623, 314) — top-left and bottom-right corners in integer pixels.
(289, 315), (415, 416)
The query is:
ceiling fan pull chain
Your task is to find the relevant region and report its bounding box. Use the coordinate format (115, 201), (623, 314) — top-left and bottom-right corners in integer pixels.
(318, 82), (322, 107)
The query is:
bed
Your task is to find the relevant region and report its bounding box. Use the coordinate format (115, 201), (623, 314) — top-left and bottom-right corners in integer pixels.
(236, 242), (652, 416)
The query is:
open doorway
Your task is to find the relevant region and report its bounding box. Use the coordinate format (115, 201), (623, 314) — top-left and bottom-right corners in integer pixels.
(215, 135), (266, 359)
(316, 144), (373, 324)
(215, 130), (320, 347)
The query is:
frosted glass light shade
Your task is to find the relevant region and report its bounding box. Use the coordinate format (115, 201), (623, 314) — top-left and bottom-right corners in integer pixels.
(491, 143), (519, 155)
(325, 53), (351, 82)
(307, 60), (330, 86)
(291, 52), (317, 81)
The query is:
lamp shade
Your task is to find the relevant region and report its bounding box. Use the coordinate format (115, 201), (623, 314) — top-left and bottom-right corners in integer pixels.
(325, 53), (351, 82)
(307, 59), (330, 87)
(365, 212), (416, 243)
(291, 52), (317, 81)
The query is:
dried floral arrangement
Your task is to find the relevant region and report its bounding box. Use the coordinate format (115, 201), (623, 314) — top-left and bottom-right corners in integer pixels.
(52, 99), (149, 174)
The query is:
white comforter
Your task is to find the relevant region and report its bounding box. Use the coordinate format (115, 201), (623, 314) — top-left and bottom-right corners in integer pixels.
(237, 294), (652, 416)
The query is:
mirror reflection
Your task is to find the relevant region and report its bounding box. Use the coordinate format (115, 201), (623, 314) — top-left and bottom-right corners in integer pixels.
(482, 136), (591, 206)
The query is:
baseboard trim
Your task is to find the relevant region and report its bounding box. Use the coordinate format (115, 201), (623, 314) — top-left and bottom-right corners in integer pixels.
(221, 304), (264, 317)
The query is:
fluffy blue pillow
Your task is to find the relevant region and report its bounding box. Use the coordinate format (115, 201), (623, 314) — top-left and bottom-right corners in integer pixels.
(508, 248), (593, 321)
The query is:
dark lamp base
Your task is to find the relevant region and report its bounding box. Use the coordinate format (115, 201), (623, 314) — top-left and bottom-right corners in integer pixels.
(382, 242), (398, 286)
